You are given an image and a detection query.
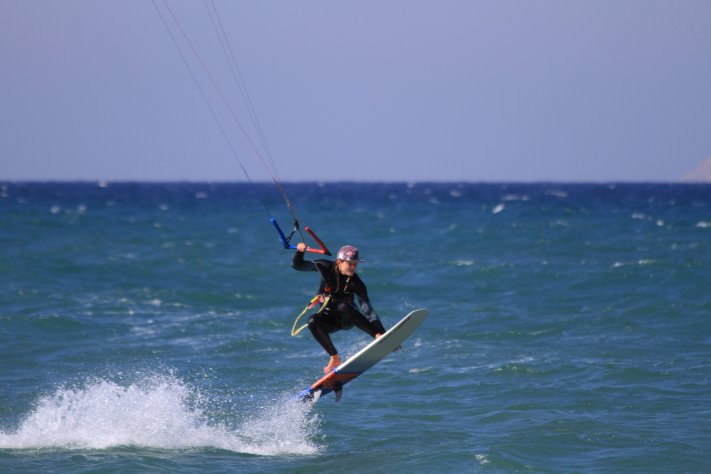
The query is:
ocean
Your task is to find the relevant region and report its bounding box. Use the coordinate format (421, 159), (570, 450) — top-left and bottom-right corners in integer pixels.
(1, 182), (709, 472)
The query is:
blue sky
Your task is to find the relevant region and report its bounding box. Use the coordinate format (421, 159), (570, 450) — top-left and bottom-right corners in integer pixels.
(2, 0), (710, 182)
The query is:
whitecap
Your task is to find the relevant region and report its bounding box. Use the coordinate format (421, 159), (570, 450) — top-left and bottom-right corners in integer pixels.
(544, 189), (568, 198)
(501, 194), (530, 202)
(408, 367), (432, 374)
(492, 203), (505, 214)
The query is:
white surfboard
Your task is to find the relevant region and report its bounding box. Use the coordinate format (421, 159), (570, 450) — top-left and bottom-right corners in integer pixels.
(296, 308), (428, 402)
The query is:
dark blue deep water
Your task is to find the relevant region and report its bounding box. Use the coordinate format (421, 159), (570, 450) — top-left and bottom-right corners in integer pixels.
(1, 182), (710, 472)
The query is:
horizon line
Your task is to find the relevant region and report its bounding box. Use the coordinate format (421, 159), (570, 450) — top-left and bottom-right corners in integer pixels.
(1, 178), (709, 185)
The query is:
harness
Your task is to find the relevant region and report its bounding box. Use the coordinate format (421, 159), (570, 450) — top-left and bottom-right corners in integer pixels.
(291, 271), (352, 336)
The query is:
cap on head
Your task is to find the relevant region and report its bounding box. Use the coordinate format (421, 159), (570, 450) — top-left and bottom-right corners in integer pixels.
(336, 245), (361, 262)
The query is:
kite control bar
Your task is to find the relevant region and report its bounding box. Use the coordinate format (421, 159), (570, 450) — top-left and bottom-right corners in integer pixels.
(271, 218), (331, 256)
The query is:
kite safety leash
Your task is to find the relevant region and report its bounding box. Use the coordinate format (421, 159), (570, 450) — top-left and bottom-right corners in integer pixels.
(291, 295), (330, 336)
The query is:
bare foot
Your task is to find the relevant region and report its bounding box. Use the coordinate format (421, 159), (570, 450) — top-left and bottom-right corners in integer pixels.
(324, 354), (342, 373)
(375, 333), (383, 339)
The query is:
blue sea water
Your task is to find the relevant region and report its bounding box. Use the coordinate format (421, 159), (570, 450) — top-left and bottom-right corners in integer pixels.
(1, 181), (710, 472)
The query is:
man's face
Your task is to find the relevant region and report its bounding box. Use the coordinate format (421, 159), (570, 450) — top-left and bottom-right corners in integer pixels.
(337, 259), (358, 276)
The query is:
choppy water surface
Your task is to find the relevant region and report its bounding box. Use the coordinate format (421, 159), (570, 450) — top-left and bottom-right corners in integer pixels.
(1, 182), (710, 472)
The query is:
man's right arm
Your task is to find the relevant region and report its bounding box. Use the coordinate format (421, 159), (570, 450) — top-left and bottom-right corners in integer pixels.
(292, 246), (317, 272)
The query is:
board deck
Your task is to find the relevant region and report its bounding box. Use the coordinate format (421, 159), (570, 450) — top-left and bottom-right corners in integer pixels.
(296, 308), (428, 402)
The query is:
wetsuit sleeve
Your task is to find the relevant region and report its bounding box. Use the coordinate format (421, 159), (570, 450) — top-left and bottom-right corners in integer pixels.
(354, 277), (386, 334)
(292, 250), (317, 271)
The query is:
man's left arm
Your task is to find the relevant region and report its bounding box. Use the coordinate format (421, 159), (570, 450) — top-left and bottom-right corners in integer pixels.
(355, 278), (386, 334)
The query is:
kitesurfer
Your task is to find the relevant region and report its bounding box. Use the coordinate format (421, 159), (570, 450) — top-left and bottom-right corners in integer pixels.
(293, 243), (386, 373)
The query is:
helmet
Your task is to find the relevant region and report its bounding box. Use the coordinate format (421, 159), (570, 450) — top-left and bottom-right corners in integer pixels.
(336, 245), (361, 262)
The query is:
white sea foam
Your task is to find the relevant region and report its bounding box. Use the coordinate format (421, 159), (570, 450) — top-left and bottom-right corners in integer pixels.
(503, 194), (530, 201)
(408, 367), (432, 374)
(0, 375), (319, 455)
(475, 453), (490, 465)
(544, 189), (568, 198)
(612, 259), (655, 268)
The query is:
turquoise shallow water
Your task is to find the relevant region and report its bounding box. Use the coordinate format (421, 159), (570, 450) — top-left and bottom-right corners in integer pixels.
(1, 182), (710, 472)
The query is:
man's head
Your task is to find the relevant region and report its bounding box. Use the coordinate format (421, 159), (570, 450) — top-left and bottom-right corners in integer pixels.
(336, 245), (360, 276)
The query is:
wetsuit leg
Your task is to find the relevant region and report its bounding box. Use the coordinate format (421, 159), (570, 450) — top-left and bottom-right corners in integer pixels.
(308, 303), (385, 356)
(335, 301), (386, 337)
(308, 311), (339, 356)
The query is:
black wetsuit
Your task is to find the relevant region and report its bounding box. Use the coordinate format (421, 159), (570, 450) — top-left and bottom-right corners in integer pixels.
(292, 250), (386, 356)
